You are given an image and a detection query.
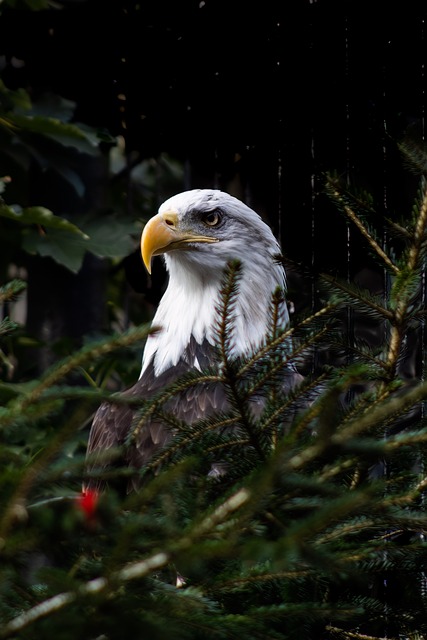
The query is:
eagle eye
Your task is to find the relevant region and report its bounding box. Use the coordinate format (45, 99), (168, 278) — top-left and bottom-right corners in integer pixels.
(202, 208), (222, 227)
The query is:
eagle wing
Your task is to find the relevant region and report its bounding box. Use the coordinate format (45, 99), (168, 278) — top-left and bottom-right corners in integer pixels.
(84, 338), (226, 492)
(84, 336), (304, 493)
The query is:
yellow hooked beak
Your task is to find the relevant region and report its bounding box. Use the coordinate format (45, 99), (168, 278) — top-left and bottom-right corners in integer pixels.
(141, 210), (219, 274)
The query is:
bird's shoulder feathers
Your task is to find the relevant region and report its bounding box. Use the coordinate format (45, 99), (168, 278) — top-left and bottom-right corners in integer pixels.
(84, 337), (226, 492)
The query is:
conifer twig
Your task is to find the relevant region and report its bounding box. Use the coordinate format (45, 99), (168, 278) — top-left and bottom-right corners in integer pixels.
(143, 414), (241, 474)
(216, 262), (266, 461)
(0, 489), (250, 638)
(0, 553), (169, 640)
(0, 324), (154, 429)
(386, 181), (427, 378)
(329, 187), (399, 275)
(320, 274), (394, 321)
(128, 371), (222, 443)
(286, 379), (427, 471)
(238, 303), (336, 378)
(325, 626), (391, 640)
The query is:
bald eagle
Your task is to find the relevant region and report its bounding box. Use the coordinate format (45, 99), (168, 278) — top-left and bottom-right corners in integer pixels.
(85, 189), (301, 492)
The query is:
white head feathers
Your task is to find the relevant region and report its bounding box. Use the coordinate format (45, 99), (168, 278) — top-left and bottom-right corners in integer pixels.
(140, 189), (288, 377)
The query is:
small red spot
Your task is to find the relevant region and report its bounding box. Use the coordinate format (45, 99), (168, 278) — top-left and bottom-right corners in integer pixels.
(77, 489), (99, 520)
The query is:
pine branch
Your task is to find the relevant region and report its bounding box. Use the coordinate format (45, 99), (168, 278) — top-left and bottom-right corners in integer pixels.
(238, 303), (337, 378)
(320, 274), (393, 322)
(333, 379), (427, 445)
(282, 379), (427, 474)
(0, 553), (170, 640)
(0, 488), (251, 639)
(325, 625), (391, 640)
(128, 369), (223, 444)
(0, 324), (154, 430)
(242, 324), (330, 402)
(325, 175), (399, 275)
(0, 279), (26, 305)
(140, 412), (241, 475)
(409, 177), (427, 270)
(5, 163), (427, 638)
(0, 397), (100, 540)
(215, 261), (267, 462)
(215, 567), (313, 592)
(398, 136), (427, 176)
(268, 287), (285, 342)
(381, 180), (427, 381)
(0, 317), (19, 337)
(215, 259), (242, 362)
(259, 372), (328, 439)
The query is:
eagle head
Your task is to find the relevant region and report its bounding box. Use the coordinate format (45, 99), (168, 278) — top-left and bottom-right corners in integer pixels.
(139, 189), (289, 376)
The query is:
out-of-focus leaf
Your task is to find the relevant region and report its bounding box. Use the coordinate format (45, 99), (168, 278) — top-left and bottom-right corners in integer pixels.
(7, 113), (101, 155)
(1, 139), (32, 172)
(52, 164), (86, 198)
(3, 0), (86, 7)
(76, 122), (115, 146)
(22, 213), (138, 272)
(1, 0), (56, 11)
(75, 213), (137, 259)
(22, 228), (88, 273)
(0, 80), (32, 111)
(0, 204), (88, 236)
(26, 93), (76, 122)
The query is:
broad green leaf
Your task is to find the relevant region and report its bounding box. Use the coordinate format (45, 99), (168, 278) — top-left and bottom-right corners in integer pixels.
(0, 80), (32, 111)
(1, 140), (31, 172)
(75, 213), (137, 259)
(25, 93), (76, 122)
(22, 228), (88, 273)
(7, 113), (101, 155)
(51, 164), (86, 198)
(22, 213), (138, 272)
(0, 204), (88, 237)
(76, 122), (116, 146)
(2, 0), (55, 11)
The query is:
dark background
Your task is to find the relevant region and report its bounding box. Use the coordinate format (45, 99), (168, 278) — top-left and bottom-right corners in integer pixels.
(1, 0), (426, 369)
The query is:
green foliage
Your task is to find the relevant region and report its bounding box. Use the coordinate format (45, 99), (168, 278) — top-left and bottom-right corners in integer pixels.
(1, 0), (60, 10)
(0, 77), (143, 274)
(0, 203), (87, 237)
(2, 170), (427, 639)
(0, 279), (26, 376)
(0, 79), (104, 161)
(0, 74), (184, 283)
(20, 212), (138, 274)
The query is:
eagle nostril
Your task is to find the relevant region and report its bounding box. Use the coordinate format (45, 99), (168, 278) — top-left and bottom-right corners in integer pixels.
(162, 212), (178, 227)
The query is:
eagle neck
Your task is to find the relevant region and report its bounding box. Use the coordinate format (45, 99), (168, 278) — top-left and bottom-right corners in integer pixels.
(140, 256), (286, 378)
(140, 264), (219, 377)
